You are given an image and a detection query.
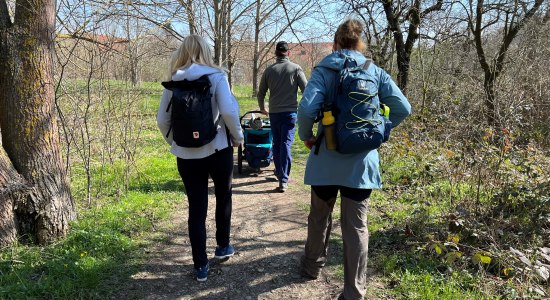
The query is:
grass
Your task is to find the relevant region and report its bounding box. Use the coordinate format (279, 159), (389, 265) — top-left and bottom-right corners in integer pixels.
(1, 80), (182, 298)
(2, 82), (549, 299)
(0, 188), (181, 299)
(393, 270), (489, 299)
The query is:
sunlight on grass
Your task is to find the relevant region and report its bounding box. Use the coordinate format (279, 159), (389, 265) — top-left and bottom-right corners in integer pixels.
(1, 81), (184, 298)
(394, 270), (489, 299)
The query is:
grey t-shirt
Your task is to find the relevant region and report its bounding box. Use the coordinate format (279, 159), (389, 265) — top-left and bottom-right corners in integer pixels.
(257, 57), (307, 113)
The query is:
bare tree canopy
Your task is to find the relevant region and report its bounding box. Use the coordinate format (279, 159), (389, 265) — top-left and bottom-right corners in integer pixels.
(464, 0), (545, 126)
(343, 0), (446, 94)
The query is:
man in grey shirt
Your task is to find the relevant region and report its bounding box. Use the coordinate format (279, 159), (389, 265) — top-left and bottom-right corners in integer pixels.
(258, 41), (307, 192)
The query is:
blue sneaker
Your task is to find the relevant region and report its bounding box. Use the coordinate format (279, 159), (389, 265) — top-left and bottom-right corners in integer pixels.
(215, 245), (235, 259)
(195, 263), (209, 282)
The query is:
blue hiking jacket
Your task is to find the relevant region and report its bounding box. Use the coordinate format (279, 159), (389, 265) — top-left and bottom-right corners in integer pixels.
(297, 50), (411, 189)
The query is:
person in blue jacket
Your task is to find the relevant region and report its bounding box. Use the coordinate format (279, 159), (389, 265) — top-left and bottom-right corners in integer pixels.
(298, 19), (411, 300)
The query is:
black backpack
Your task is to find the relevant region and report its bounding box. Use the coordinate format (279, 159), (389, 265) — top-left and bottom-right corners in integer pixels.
(161, 75), (219, 147)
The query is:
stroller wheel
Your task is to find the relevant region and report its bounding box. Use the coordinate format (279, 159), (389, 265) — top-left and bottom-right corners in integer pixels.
(237, 145), (243, 174)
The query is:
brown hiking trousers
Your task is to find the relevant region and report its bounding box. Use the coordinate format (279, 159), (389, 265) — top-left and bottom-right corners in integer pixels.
(301, 186), (371, 300)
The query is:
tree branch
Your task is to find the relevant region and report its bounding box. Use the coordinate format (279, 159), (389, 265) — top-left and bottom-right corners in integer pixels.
(404, 0), (421, 54)
(382, 0), (402, 40)
(0, 0), (11, 28)
(420, 0), (443, 18)
(473, 0), (490, 75)
(279, 0), (308, 46)
(494, 0), (544, 76)
(543, 5), (550, 23)
(56, 33), (128, 55)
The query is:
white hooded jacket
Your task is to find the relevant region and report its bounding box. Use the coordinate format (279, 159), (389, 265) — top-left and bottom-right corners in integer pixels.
(157, 64), (244, 159)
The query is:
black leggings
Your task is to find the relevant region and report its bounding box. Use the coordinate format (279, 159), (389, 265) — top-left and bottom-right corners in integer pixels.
(177, 147), (234, 269)
(311, 185), (372, 202)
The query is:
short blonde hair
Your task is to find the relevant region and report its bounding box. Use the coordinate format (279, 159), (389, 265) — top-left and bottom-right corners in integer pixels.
(334, 19), (366, 51)
(167, 35), (222, 80)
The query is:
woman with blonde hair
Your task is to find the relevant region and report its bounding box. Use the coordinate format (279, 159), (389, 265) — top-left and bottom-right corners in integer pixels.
(298, 19), (411, 299)
(157, 35), (243, 282)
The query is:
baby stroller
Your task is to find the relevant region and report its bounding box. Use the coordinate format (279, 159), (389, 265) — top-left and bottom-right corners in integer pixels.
(237, 111), (273, 174)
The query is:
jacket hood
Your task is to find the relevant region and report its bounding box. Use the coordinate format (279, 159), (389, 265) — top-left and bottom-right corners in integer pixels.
(317, 50), (367, 71)
(172, 63), (223, 81)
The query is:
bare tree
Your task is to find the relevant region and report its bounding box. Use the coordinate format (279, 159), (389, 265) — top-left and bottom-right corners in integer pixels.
(251, 0), (317, 96)
(383, 0), (444, 94)
(344, 0), (394, 69)
(345, 0), (445, 94)
(208, 1), (256, 68)
(252, 0), (275, 96)
(0, 0), (76, 246)
(464, 0), (544, 127)
(181, 0), (196, 34)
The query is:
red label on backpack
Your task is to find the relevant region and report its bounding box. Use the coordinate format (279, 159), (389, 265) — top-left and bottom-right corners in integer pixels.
(193, 132), (200, 139)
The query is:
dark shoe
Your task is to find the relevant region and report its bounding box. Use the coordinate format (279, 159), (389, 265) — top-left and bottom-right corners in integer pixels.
(299, 255), (320, 279)
(195, 263), (209, 282)
(215, 245), (235, 259)
(337, 293), (345, 300)
(277, 182), (288, 192)
(300, 268), (318, 280)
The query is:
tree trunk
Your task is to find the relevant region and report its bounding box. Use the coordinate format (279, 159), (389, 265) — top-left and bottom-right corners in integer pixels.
(213, 0), (222, 65)
(382, 0), (409, 94)
(483, 73), (498, 127)
(129, 44), (140, 87)
(0, 0), (76, 246)
(252, 0), (261, 97)
(395, 49), (410, 95)
(226, 3), (233, 88)
(0, 146), (22, 247)
(471, 0), (543, 127)
(382, 0), (443, 95)
(221, 0), (228, 67)
(185, 0), (196, 35)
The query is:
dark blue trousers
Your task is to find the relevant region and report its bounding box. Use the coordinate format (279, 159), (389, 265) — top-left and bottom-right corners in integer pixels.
(269, 111), (297, 184)
(177, 147), (233, 269)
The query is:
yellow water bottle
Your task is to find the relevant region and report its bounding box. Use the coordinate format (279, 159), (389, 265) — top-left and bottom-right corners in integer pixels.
(322, 107), (337, 151)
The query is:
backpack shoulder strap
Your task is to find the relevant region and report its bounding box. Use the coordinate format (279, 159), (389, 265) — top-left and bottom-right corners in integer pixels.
(314, 66), (339, 106)
(362, 58), (372, 70)
(343, 57), (358, 68)
(195, 74), (212, 86)
(161, 80), (175, 90)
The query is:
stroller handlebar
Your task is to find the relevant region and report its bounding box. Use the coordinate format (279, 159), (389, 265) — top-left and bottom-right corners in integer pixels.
(240, 110), (267, 123)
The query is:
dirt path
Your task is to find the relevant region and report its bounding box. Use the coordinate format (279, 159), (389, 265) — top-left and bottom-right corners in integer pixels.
(116, 161), (346, 299)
